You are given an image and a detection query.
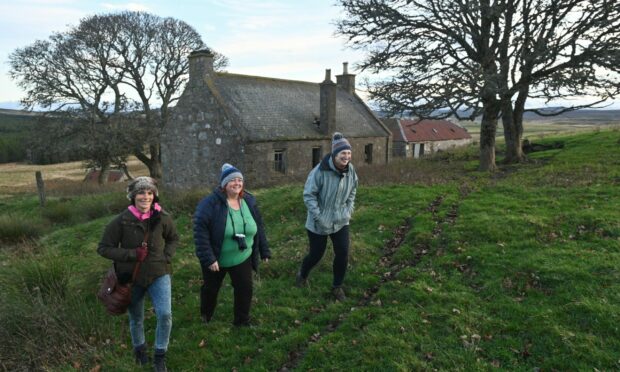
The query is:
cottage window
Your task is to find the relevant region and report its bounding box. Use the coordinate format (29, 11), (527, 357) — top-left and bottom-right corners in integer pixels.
(274, 150), (286, 173)
(312, 147), (322, 168)
(364, 144), (373, 164)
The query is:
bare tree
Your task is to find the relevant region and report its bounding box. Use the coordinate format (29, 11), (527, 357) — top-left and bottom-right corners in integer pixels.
(498, 0), (620, 163)
(336, 0), (620, 170)
(9, 11), (228, 179)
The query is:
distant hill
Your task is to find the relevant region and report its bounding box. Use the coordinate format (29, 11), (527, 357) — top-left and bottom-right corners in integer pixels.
(521, 109), (620, 122)
(0, 108), (41, 117)
(0, 109), (86, 164)
(374, 108), (620, 124)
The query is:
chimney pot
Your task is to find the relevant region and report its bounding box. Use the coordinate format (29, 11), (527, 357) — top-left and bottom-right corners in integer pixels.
(324, 69), (332, 82)
(336, 62), (356, 95)
(188, 49), (215, 86)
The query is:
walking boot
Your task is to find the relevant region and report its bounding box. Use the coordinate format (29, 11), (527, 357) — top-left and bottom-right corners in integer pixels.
(133, 343), (148, 366)
(153, 349), (167, 372)
(295, 271), (308, 287)
(332, 287), (346, 301)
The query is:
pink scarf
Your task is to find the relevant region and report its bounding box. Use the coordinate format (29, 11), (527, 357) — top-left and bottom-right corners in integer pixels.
(128, 203), (162, 221)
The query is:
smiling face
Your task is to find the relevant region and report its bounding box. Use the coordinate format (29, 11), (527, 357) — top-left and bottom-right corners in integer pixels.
(333, 149), (352, 169)
(134, 189), (154, 212)
(224, 177), (244, 198)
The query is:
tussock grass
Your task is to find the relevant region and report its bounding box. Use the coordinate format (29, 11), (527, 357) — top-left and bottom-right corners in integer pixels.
(40, 193), (128, 226)
(0, 259), (104, 370)
(0, 214), (46, 243)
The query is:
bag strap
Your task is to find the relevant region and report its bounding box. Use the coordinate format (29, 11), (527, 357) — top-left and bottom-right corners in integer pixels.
(131, 222), (150, 281)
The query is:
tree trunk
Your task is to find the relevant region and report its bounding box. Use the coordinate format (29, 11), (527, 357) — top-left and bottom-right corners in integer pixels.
(503, 88), (527, 163)
(134, 143), (162, 179)
(120, 163), (133, 180)
(502, 99), (521, 163)
(148, 144), (162, 179)
(149, 159), (163, 180)
(479, 101), (500, 171)
(98, 163), (110, 185)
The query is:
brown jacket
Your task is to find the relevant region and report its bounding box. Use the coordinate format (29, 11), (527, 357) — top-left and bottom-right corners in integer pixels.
(98, 208), (179, 287)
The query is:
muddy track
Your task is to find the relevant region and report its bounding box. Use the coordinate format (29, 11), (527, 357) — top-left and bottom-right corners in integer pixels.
(279, 193), (461, 371)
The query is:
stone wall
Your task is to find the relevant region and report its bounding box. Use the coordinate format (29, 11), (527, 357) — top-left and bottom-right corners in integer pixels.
(244, 136), (390, 187)
(162, 85), (244, 189)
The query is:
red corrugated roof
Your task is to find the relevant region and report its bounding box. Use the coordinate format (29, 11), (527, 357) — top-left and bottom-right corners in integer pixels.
(84, 169), (126, 183)
(396, 119), (471, 142)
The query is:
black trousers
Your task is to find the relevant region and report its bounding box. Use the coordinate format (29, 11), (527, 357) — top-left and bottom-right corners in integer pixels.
(299, 225), (349, 287)
(200, 257), (253, 325)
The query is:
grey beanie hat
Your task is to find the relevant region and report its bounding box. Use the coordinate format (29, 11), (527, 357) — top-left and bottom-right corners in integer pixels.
(220, 163), (243, 188)
(126, 176), (159, 200)
(331, 132), (352, 157)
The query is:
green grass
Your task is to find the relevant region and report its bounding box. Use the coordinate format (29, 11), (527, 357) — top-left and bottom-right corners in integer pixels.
(1, 129), (620, 370)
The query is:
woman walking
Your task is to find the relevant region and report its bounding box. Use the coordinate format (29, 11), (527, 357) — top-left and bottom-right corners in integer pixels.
(194, 163), (271, 326)
(296, 132), (358, 301)
(98, 177), (179, 371)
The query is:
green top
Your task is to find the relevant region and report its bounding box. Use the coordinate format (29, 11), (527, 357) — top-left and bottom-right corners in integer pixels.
(219, 199), (257, 268)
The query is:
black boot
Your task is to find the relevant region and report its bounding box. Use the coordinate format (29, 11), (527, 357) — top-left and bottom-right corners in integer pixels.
(134, 343), (148, 366)
(153, 349), (167, 372)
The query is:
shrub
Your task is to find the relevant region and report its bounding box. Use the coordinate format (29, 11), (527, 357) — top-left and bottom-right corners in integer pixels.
(41, 193), (128, 225)
(0, 215), (45, 243)
(163, 187), (211, 214)
(41, 200), (78, 224)
(81, 193), (129, 220)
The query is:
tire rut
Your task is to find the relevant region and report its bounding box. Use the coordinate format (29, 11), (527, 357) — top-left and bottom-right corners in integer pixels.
(279, 194), (450, 371)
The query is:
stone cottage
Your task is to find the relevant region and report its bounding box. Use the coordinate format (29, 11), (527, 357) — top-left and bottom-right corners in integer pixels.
(382, 118), (472, 158)
(162, 50), (391, 189)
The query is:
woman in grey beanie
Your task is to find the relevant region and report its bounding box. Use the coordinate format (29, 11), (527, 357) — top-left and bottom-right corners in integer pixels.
(296, 132), (358, 301)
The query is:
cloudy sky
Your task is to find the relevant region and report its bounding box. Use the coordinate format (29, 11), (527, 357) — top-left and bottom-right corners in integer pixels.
(1, 0), (618, 110)
(0, 0), (367, 109)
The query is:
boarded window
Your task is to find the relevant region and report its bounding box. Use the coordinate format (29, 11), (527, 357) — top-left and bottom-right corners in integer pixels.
(312, 147), (322, 168)
(364, 144), (373, 164)
(274, 150), (286, 173)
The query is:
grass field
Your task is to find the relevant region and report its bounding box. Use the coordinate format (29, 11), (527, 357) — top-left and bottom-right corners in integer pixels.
(460, 116), (620, 140)
(0, 157), (149, 198)
(1, 128), (619, 370)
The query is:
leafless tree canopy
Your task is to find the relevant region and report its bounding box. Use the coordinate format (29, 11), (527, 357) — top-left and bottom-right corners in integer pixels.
(9, 11), (228, 180)
(336, 0), (620, 170)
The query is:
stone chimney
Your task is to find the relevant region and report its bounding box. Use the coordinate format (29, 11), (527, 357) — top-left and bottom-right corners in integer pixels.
(319, 69), (336, 135)
(188, 49), (215, 86)
(336, 62), (356, 94)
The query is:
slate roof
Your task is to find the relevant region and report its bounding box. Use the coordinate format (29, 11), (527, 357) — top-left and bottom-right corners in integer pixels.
(383, 118), (471, 142)
(212, 73), (389, 141)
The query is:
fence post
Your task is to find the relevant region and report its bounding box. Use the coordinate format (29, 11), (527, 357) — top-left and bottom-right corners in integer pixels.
(35, 171), (46, 207)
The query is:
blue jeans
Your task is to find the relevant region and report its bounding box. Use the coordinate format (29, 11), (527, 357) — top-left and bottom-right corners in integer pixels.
(128, 274), (172, 351)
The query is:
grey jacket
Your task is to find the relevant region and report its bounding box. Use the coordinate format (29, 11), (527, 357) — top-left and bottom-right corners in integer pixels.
(304, 154), (358, 235)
